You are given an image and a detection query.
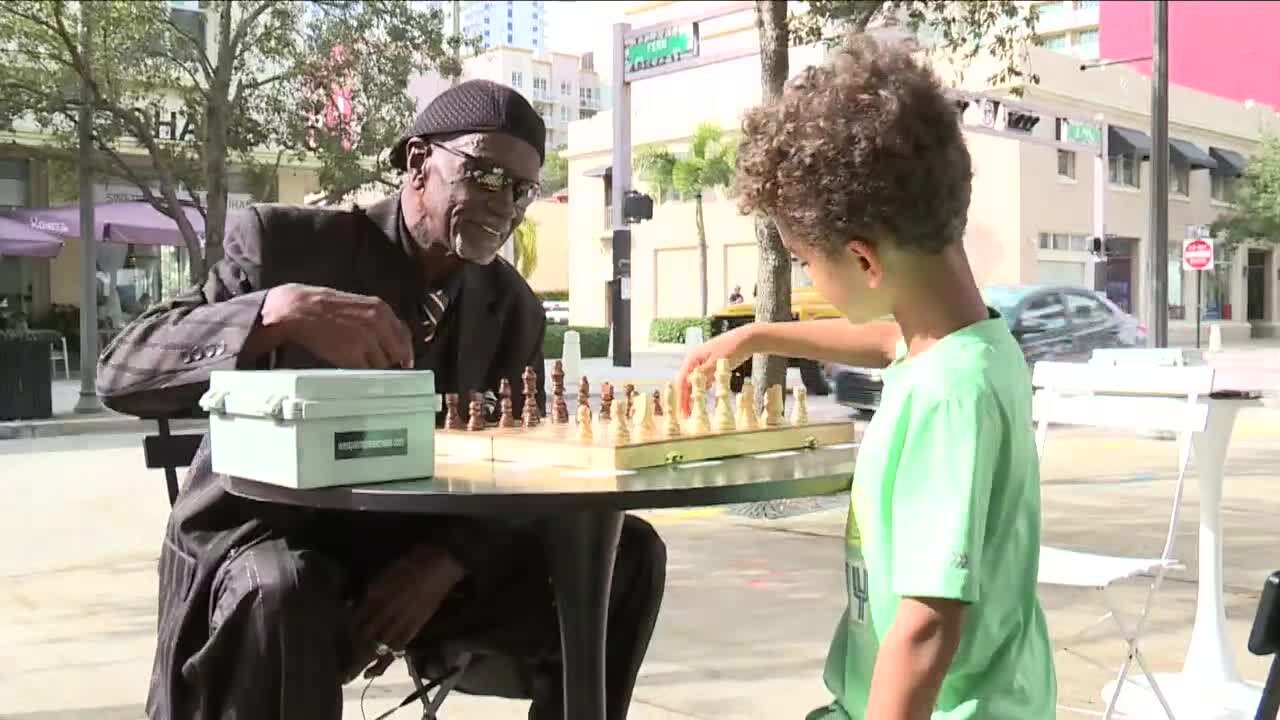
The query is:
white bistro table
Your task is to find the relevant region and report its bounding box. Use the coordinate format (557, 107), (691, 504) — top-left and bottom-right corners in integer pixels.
(1093, 356), (1279, 719)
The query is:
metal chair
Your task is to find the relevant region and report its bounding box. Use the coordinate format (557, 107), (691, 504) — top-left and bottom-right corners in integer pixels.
(49, 335), (70, 379)
(1032, 360), (1216, 720)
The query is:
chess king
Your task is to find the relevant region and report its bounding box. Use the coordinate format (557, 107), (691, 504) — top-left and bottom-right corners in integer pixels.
(97, 80), (666, 720)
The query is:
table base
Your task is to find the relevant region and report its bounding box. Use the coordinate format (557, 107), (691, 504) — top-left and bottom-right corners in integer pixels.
(546, 510), (624, 720)
(1102, 673), (1262, 719)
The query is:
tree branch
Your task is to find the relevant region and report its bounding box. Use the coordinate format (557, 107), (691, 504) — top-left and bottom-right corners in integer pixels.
(231, 68), (296, 107)
(159, 13), (215, 82)
(228, 0), (276, 60)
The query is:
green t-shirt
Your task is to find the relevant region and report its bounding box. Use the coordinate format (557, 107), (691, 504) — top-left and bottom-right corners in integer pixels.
(810, 313), (1056, 720)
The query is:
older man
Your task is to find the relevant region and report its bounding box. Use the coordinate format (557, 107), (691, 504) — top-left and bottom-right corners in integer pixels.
(98, 80), (666, 720)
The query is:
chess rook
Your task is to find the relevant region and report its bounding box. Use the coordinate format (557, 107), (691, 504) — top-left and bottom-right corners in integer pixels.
(443, 392), (462, 430)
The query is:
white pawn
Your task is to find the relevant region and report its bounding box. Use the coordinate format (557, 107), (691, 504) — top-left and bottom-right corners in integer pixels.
(789, 386), (808, 425)
(736, 380), (758, 430)
(763, 384), (785, 427)
(631, 391), (655, 441)
(687, 371), (711, 435)
(711, 360), (735, 432)
(609, 398), (629, 442)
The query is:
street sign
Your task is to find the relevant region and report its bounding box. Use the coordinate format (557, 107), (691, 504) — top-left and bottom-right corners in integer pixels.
(624, 23), (699, 75)
(1183, 238), (1214, 271)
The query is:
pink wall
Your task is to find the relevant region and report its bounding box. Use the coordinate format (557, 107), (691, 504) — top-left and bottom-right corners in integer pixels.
(1100, 0), (1280, 109)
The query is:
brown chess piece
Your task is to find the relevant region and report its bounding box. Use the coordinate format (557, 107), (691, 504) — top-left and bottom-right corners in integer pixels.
(499, 377), (512, 402)
(652, 388), (663, 416)
(578, 376), (590, 409)
(443, 392), (462, 429)
(552, 363), (570, 423)
(466, 391), (486, 431)
(521, 366), (540, 427)
(599, 382), (614, 421)
(499, 396), (516, 428)
(624, 383), (636, 420)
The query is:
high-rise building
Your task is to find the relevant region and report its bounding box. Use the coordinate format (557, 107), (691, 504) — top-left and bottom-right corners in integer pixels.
(441, 0), (547, 55)
(1029, 0), (1102, 61)
(462, 47), (600, 150)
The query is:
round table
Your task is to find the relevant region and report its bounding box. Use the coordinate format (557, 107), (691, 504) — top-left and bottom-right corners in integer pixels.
(225, 443), (858, 720)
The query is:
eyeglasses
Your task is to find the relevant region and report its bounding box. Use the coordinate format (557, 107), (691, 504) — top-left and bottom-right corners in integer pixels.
(431, 142), (540, 206)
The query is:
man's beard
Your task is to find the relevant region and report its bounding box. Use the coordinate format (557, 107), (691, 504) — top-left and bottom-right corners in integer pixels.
(410, 213), (505, 265)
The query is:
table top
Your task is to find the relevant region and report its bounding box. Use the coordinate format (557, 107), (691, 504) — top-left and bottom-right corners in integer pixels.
(224, 442), (858, 515)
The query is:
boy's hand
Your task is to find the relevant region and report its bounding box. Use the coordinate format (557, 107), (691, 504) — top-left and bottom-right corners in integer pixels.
(675, 325), (757, 416)
(866, 596), (966, 720)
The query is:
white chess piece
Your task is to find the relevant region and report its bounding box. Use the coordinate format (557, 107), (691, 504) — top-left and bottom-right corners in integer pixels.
(789, 386), (808, 425)
(662, 382), (682, 436)
(712, 359), (735, 432)
(609, 398), (629, 441)
(687, 371), (711, 435)
(736, 380), (758, 430)
(631, 391), (655, 440)
(577, 404), (594, 441)
(764, 384), (785, 427)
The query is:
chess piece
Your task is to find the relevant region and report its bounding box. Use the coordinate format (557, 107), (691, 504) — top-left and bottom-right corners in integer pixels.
(499, 377), (512, 401)
(521, 366), (540, 427)
(609, 398), (629, 441)
(624, 383), (636, 420)
(576, 404), (594, 441)
(662, 382), (681, 437)
(711, 358), (735, 432)
(763, 384), (785, 427)
(652, 389), (663, 416)
(467, 391), (486, 431)
(579, 376), (591, 409)
(631, 391), (655, 441)
(600, 382), (614, 422)
(736, 380), (758, 430)
(687, 371), (711, 434)
(443, 392), (462, 429)
(552, 363), (569, 424)
(790, 386), (809, 425)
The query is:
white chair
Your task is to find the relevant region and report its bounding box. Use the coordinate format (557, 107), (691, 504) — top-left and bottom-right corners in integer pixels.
(49, 335), (70, 379)
(1033, 360), (1216, 720)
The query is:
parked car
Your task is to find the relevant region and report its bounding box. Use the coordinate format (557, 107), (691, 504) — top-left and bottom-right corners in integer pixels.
(543, 300), (569, 325)
(830, 284), (1149, 413)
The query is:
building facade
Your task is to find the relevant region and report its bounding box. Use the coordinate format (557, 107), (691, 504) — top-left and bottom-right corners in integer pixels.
(1031, 0), (1102, 61)
(455, 47), (601, 150)
(444, 0), (547, 55)
(563, 1), (1278, 348)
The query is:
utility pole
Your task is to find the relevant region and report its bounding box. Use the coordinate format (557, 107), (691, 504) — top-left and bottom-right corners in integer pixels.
(74, 3), (102, 414)
(1147, 0), (1170, 347)
(610, 22), (632, 367)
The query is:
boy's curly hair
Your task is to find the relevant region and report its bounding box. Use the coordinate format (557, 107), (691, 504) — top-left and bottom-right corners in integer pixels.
(736, 33), (972, 256)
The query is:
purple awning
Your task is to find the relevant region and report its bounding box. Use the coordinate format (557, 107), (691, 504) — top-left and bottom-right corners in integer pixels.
(0, 215), (65, 258)
(10, 201), (206, 247)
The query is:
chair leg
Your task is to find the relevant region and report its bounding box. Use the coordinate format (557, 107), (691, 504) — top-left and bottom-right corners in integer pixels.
(1101, 590), (1177, 720)
(62, 338), (70, 379)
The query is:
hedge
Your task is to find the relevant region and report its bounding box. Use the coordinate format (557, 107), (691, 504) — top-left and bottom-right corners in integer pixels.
(649, 317), (712, 344)
(537, 290), (569, 301)
(544, 325), (610, 359)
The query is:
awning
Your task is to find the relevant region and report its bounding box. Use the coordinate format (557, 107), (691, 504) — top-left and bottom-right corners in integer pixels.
(10, 201), (205, 247)
(1108, 126), (1152, 159)
(1169, 138), (1217, 170)
(583, 165), (612, 178)
(0, 215), (66, 258)
(1209, 146), (1248, 177)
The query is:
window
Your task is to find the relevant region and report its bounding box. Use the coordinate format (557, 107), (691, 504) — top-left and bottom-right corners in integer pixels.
(533, 76), (547, 92)
(508, 7), (513, 17)
(0, 158), (29, 208)
(1074, 28), (1099, 58)
(560, 106), (568, 121)
(561, 80), (571, 95)
(1057, 149), (1076, 179)
(1170, 162), (1190, 196)
(1039, 33), (1069, 51)
(1038, 232), (1089, 251)
(1019, 294), (1069, 332)
(484, 16), (489, 24)
(169, 6), (207, 56)
(1075, 0), (1100, 8)
(510, 71), (523, 88)
(1064, 292), (1109, 325)
(507, 21), (512, 29)
(1109, 154), (1140, 188)
(507, 33), (512, 43)
(1211, 173), (1237, 203)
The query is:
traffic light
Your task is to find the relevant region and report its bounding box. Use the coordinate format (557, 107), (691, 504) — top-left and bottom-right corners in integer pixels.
(623, 191), (653, 223)
(1005, 110), (1040, 133)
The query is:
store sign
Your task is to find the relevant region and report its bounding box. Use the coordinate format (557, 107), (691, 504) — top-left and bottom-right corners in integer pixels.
(95, 180), (254, 211)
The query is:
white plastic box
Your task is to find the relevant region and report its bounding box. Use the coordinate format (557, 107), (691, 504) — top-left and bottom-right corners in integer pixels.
(199, 369), (440, 489)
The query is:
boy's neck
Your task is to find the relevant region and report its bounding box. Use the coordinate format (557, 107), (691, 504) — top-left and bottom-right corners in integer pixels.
(890, 244), (990, 360)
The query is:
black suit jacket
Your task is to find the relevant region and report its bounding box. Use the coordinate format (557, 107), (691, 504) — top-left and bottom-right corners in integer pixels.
(96, 195), (547, 719)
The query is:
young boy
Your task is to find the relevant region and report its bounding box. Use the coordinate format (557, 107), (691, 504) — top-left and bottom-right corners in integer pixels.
(677, 34), (1056, 719)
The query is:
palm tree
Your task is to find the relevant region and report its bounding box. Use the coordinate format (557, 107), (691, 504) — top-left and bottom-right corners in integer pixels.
(634, 123), (735, 316)
(512, 216), (538, 279)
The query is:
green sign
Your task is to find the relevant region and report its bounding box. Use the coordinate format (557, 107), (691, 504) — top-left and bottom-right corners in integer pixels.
(625, 24), (698, 75)
(1065, 121), (1102, 148)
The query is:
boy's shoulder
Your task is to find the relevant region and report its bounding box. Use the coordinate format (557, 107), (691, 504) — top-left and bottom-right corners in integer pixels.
(886, 317), (1027, 407)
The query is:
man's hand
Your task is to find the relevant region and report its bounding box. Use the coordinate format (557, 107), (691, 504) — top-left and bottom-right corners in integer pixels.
(674, 324), (758, 416)
(252, 283), (414, 369)
(344, 542), (465, 682)
(865, 596), (967, 720)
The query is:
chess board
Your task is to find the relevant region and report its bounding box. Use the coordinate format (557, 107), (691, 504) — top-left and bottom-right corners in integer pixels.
(435, 415), (858, 471)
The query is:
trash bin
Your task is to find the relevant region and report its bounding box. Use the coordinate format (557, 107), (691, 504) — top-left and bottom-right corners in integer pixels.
(0, 330), (55, 420)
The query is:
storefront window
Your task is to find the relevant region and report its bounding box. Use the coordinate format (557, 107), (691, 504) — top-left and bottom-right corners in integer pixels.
(96, 243), (190, 338)
(1202, 255), (1232, 320)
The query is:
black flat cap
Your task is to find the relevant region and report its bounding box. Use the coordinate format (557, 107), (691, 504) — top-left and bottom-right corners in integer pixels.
(390, 79), (546, 170)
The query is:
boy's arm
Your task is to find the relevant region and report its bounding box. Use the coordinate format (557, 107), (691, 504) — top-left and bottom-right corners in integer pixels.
(867, 596), (967, 720)
(676, 319), (902, 414)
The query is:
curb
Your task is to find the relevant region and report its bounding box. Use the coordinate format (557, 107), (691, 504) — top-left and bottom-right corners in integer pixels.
(0, 416), (207, 441)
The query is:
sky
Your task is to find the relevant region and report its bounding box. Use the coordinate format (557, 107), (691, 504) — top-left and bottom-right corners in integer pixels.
(544, 1), (626, 82)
